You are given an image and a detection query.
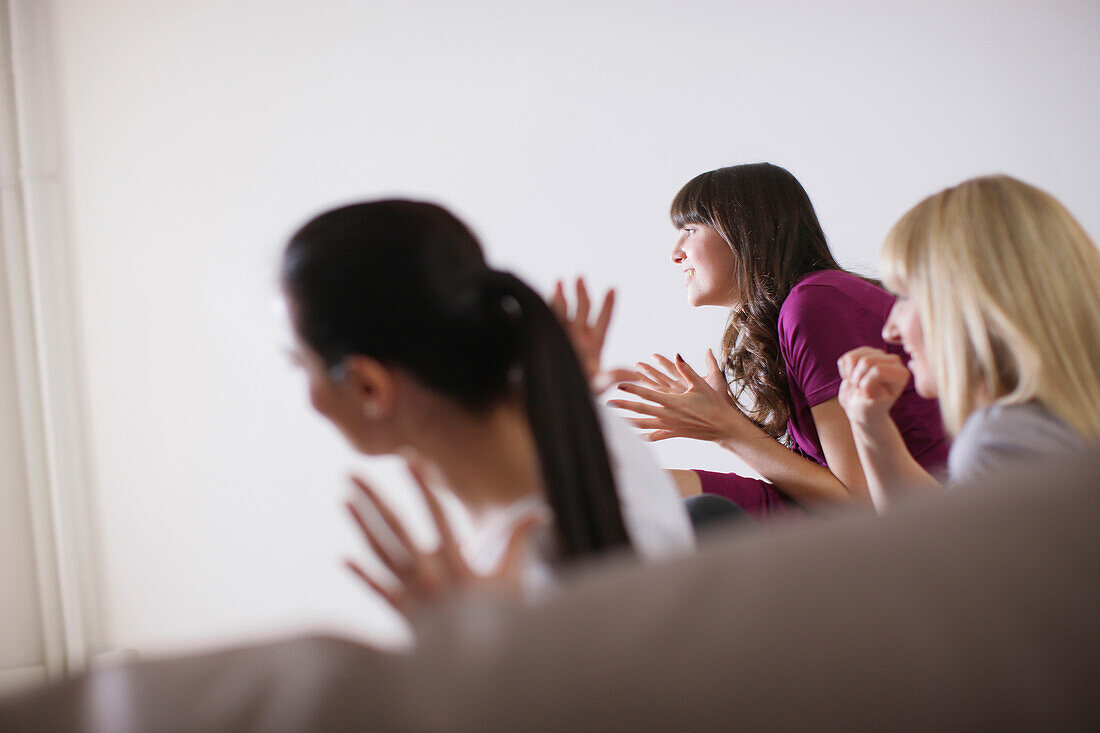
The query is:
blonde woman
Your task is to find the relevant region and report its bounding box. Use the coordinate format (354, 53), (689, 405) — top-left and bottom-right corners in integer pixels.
(838, 175), (1100, 511)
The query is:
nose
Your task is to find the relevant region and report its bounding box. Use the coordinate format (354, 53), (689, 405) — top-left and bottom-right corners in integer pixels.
(882, 302), (901, 344)
(671, 237), (685, 264)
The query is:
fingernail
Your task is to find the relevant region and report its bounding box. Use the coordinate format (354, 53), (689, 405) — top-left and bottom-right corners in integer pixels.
(676, 353), (684, 362)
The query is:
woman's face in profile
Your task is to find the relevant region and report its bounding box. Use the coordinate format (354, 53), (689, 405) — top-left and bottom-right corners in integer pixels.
(670, 224), (739, 308)
(882, 293), (934, 398)
(278, 296), (378, 453)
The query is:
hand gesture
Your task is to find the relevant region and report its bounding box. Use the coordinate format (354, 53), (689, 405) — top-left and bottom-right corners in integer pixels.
(631, 352), (731, 399)
(344, 465), (539, 622)
(549, 277), (639, 393)
(837, 347), (911, 429)
(607, 351), (750, 443)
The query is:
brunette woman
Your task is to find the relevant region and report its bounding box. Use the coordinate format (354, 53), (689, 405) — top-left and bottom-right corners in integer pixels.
(611, 164), (948, 517)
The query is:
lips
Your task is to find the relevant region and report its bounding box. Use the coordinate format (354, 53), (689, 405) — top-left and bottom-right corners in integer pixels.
(683, 268), (695, 283)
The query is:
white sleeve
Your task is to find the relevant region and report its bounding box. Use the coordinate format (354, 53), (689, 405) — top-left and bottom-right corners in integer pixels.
(596, 404), (695, 559)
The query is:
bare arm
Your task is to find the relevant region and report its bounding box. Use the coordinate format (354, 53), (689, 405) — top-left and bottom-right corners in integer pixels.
(837, 347), (942, 511)
(848, 415), (940, 511)
(810, 398), (870, 501)
(669, 469), (702, 498)
(709, 398), (869, 506)
(611, 352), (872, 507)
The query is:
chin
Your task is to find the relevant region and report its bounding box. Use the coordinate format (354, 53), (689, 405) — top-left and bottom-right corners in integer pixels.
(913, 372), (937, 400)
(686, 289), (718, 308)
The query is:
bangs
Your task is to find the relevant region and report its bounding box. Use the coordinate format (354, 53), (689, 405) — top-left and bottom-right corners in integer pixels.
(880, 189), (946, 295)
(670, 171), (718, 229)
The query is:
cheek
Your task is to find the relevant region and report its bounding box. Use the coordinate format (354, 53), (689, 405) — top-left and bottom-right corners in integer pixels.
(308, 379), (336, 418)
(912, 369), (938, 399)
(906, 313), (927, 355)
(702, 244), (733, 275)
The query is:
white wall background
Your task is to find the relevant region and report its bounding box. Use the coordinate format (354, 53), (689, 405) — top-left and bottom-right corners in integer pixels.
(37, 0), (1100, 653)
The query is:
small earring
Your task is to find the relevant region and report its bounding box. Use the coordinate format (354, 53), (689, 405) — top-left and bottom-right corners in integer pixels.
(363, 402), (380, 419)
(328, 361), (348, 382)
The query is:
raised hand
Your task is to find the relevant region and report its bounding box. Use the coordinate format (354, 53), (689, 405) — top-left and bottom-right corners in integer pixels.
(837, 347), (911, 428)
(344, 465), (539, 622)
(632, 351), (731, 398)
(549, 277), (639, 393)
(607, 351), (751, 443)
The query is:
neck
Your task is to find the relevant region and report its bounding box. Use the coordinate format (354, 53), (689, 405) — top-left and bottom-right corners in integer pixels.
(400, 396), (543, 517)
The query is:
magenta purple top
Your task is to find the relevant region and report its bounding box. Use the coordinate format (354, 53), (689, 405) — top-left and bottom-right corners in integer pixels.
(695, 270), (949, 517)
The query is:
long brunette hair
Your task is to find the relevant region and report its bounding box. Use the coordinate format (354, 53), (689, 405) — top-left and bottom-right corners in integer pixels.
(671, 163), (842, 440)
(281, 200), (631, 561)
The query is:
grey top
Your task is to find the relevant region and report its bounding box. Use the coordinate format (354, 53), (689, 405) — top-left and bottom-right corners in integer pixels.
(948, 401), (1084, 485)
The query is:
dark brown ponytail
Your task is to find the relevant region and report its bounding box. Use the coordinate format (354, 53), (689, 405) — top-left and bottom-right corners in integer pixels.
(282, 200), (630, 560)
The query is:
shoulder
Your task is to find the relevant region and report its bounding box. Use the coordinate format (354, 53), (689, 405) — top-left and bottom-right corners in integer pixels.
(949, 402), (1084, 484)
(776, 271), (894, 363)
(957, 402), (1080, 444)
(779, 271), (891, 329)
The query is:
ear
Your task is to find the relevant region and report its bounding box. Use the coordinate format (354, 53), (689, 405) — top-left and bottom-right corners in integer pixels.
(342, 356), (398, 419)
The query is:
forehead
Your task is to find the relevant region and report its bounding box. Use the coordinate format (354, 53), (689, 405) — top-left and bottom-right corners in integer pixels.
(271, 295), (297, 345)
(271, 294), (324, 369)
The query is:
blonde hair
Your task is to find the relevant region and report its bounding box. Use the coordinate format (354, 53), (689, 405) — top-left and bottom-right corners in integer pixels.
(882, 175), (1100, 438)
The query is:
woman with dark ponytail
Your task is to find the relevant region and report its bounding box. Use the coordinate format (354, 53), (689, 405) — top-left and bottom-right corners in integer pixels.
(280, 200), (690, 614)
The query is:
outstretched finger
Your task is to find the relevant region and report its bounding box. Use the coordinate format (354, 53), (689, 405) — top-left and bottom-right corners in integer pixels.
(651, 354), (683, 384)
(636, 361), (677, 390)
(346, 500), (403, 573)
(591, 368), (642, 395)
(409, 464), (463, 571)
(604, 367), (641, 383)
(631, 371), (664, 390)
(350, 476), (420, 561)
(626, 417), (668, 430)
(344, 558), (402, 610)
(606, 398), (666, 417)
(549, 280), (567, 321)
(614, 382), (674, 406)
(642, 429), (676, 442)
(705, 349), (723, 378)
(673, 354), (709, 389)
(592, 288), (615, 344)
(704, 349), (729, 392)
(574, 278), (591, 325)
